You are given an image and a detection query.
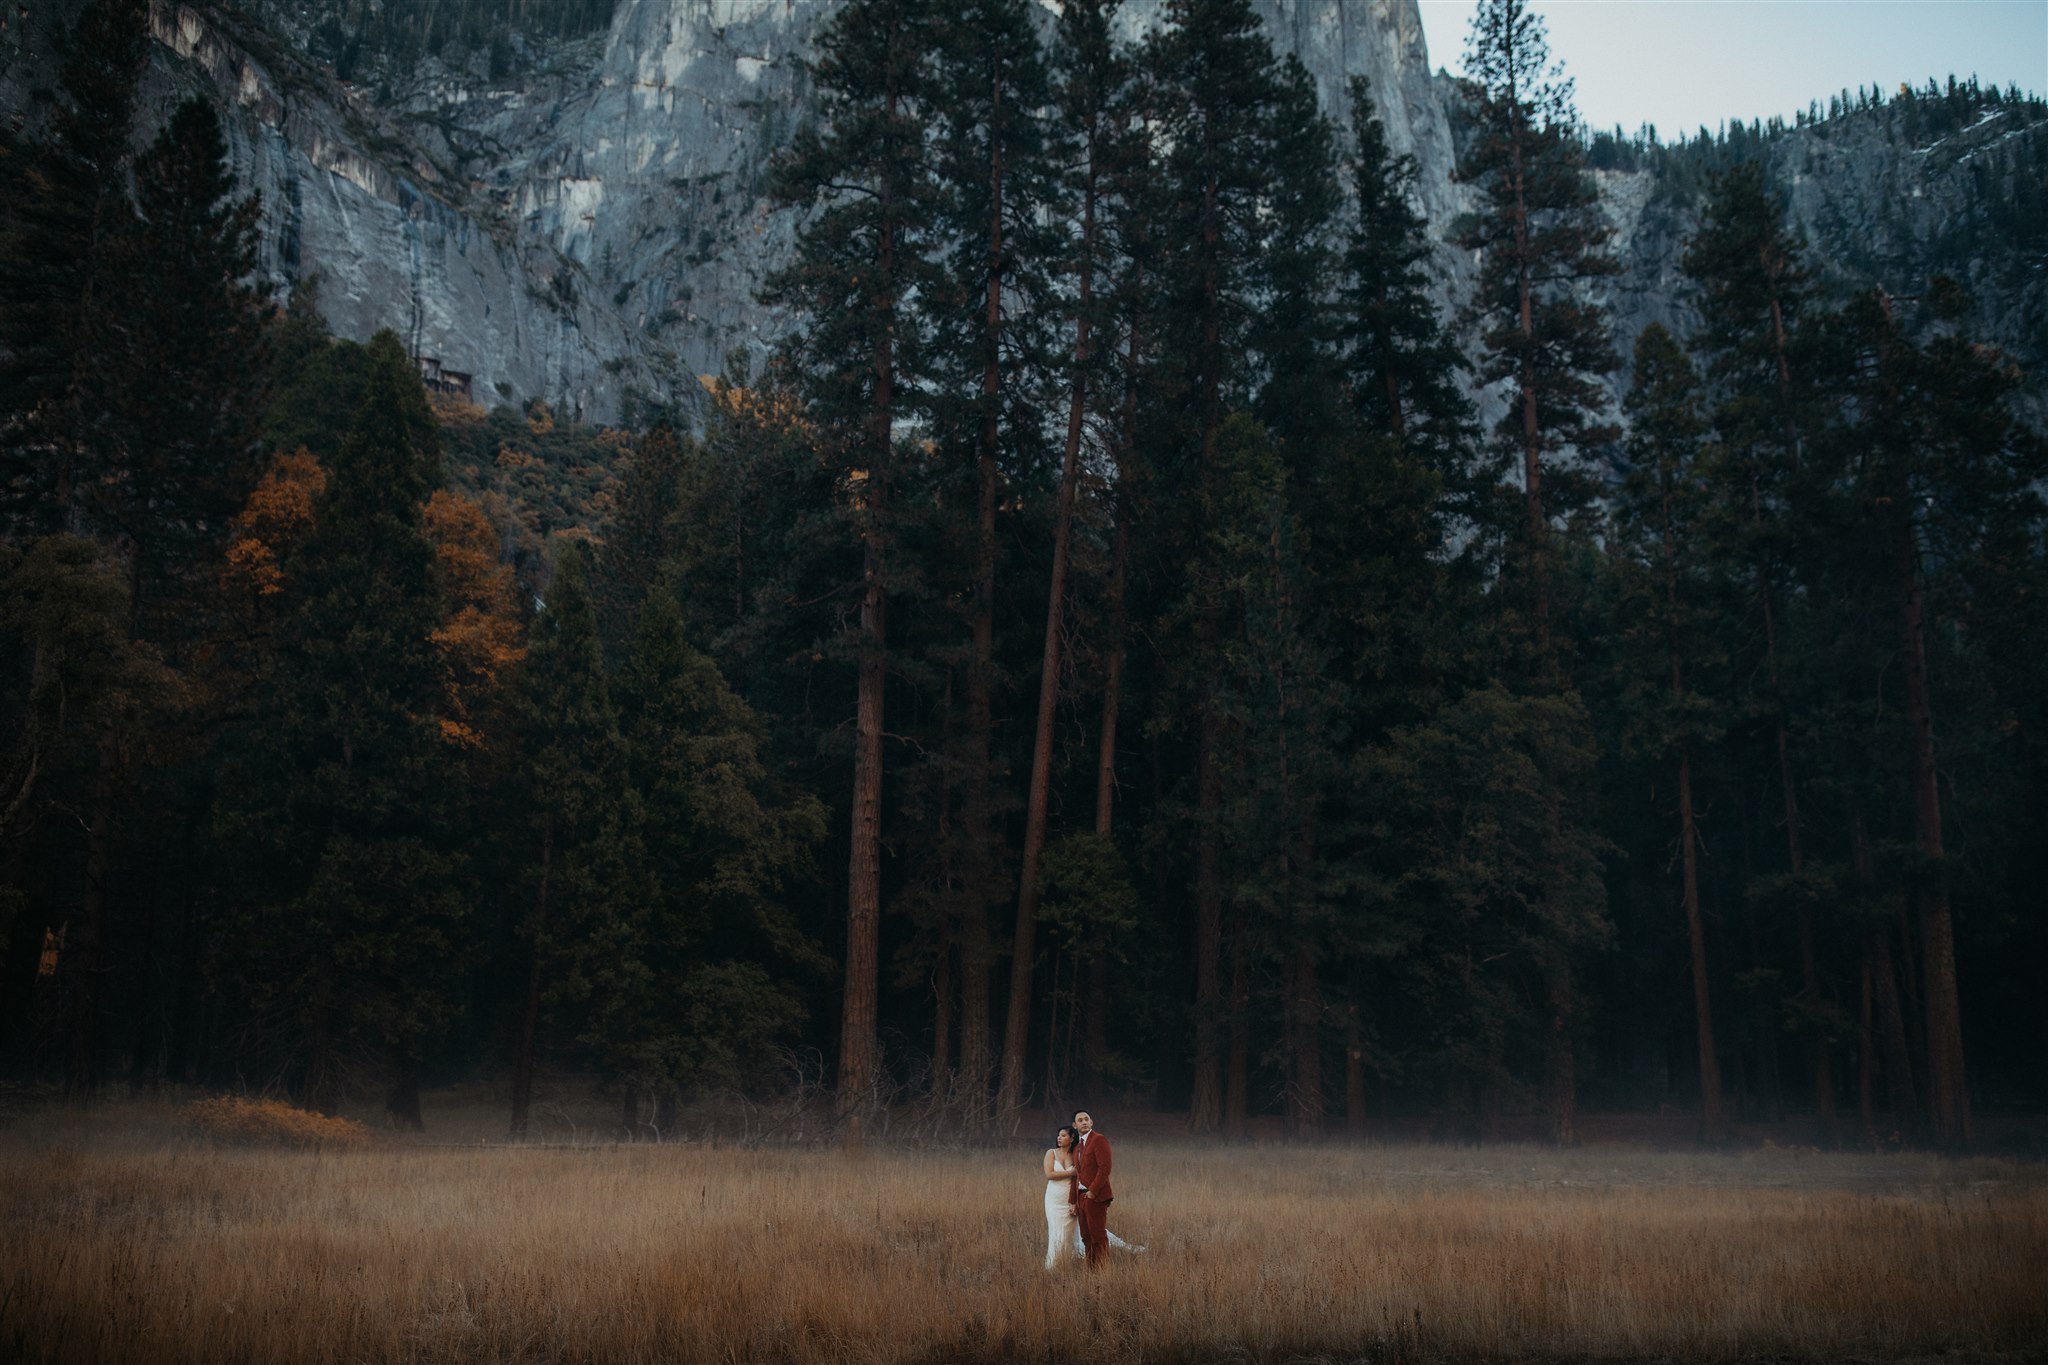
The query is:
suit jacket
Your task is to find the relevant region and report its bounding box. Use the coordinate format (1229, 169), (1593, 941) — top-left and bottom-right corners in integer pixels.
(1070, 1131), (1113, 1205)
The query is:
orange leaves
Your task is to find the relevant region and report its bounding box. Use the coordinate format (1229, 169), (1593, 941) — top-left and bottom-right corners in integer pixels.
(223, 448), (325, 600)
(426, 489), (526, 748)
(426, 489), (510, 607)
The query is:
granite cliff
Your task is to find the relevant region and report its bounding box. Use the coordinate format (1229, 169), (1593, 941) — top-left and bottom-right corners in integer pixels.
(3, 0), (2041, 424)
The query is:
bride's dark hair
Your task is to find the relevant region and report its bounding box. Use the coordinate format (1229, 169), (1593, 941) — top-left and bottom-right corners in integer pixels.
(1054, 1124), (1079, 1149)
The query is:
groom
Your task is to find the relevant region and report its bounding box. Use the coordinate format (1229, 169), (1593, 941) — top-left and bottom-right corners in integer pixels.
(1070, 1109), (1113, 1267)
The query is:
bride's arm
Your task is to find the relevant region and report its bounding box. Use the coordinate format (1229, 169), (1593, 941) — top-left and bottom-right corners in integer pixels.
(1043, 1149), (1069, 1180)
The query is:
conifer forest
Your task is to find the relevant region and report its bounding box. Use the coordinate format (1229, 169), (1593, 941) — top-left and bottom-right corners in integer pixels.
(5, 0), (2046, 1154)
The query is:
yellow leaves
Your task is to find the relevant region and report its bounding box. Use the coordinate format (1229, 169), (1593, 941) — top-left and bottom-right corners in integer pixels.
(700, 371), (815, 440)
(496, 446), (541, 472)
(526, 402), (556, 436)
(222, 448), (326, 600)
(427, 391), (488, 426)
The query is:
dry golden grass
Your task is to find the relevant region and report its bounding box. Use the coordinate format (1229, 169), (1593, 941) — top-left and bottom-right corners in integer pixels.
(2, 1107), (2044, 1364)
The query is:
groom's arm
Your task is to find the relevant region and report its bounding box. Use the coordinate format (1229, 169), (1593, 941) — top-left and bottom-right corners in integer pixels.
(1087, 1135), (1112, 1199)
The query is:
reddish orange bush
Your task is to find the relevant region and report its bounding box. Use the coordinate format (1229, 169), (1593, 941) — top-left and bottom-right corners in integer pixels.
(179, 1096), (368, 1149)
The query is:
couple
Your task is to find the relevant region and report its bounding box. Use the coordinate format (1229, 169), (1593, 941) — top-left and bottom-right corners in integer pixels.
(1041, 1108), (1140, 1270)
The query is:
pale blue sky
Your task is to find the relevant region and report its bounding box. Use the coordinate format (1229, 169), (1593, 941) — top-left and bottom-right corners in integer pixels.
(1416, 1), (2048, 138)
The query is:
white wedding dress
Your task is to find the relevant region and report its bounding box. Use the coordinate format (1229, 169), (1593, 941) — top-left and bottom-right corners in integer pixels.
(1043, 1151), (1142, 1269)
(1043, 1152), (1080, 1269)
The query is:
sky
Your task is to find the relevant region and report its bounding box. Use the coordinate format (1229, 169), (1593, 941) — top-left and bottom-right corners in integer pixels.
(1415, 1), (2048, 139)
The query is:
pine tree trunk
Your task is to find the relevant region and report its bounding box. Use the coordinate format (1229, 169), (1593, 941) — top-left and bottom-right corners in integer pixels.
(1345, 997), (1368, 1136)
(1190, 715), (1223, 1133)
(1094, 269), (1140, 844)
(1508, 102), (1573, 1143)
(1854, 797), (1916, 1139)
(166, 884), (197, 1084)
(1224, 900), (1250, 1140)
(1663, 507), (1723, 1139)
(509, 939), (543, 1138)
(1080, 956), (1108, 1096)
(1791, 791), (1834, 1134)
(1857, 946), (1877, 1143)
(510, 822), (551, 1139)
(1188, 127), (1228, 1137)
(386, 1054), (425, 1133)
(842, 532), (887, 1141)
(1872, 927), (1917, 1132)
(965, 67), (1007, 1130)
(839, 98), (899, 1144)
(654, 1087), (678, 1139)
(1089, 331), (1138, 1113)
(1289, 815), (1322, 1137)
(958, 923), (991, 1121)
(930, 919), (954, 1087)
(1749, 454), (1832, 1140)
(1289, 941), (1321, 1136)
(66, 729), (118, 1103)
(1853, 804), (1913, 1139)
(1545, 961), (1575, 1145)
(1506, 106), (1550, 645)
(1678, 749), (1724, 1139)
(1001, 104), (1096, 1122)
(1889, 471), (1970, 1149)
(1744, 898), (1784, 1121)
(125, 862), (166, 1094)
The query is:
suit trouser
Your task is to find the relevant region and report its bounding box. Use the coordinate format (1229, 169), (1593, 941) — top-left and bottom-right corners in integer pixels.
(1076, 1196), (1110, 1266)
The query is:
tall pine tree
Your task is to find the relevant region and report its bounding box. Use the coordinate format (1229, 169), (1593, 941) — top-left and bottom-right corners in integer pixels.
(1453, 0), (1618, 1143)
(765, 0), (945, 1139)
(1613, 324), (1726, 1141)
(1142, 0), (1293, 1135)
(1681, 161), (1838, 1136)
(230, 331), (466, 1125)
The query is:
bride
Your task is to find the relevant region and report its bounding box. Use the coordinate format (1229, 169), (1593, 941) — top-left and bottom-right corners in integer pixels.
(1042, 1125), (1140, 1269)
(1042, 1125), (1082, 1269)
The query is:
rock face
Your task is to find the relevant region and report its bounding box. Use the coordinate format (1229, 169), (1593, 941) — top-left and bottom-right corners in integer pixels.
(5, 0), (2041, 425)
(1587, 105), (2048, 415)
(5, 0), (1471, 424)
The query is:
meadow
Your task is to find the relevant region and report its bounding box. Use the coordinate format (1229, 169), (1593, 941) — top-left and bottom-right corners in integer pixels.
(3, 1101), (2045, 1364)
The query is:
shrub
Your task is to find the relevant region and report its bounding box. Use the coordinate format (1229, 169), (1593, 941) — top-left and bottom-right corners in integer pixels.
(179, 1096), (370, 1149)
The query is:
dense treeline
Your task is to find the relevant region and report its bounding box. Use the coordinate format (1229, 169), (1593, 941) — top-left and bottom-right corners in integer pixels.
(292, 0), (620, 82)
(1582, 73), (2048, 178)
(2, 0), (2042, 1149)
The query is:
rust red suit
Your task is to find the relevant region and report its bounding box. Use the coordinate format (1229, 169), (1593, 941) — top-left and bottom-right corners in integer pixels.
(1069, 1130), (1114, 1266)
